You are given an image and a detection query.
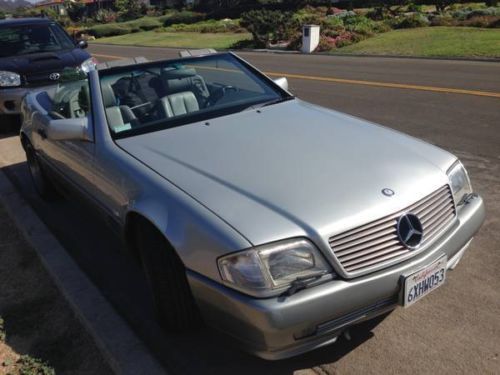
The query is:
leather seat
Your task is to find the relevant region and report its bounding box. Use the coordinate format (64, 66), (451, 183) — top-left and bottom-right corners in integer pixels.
(100, 76), (137, 132)
(161, 67), (209, 105)
(161, 91), (200, 117)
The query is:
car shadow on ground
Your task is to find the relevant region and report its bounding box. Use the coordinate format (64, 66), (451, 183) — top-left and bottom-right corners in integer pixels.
(0, 157), (383, 374)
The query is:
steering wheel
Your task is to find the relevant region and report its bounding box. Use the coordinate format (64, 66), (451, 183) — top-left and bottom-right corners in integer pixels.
(207, 85), (239, 107)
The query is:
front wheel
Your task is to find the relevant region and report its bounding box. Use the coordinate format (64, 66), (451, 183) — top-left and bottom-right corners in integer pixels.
(135, 220), (202, 332)
(25, 142), (58, 200)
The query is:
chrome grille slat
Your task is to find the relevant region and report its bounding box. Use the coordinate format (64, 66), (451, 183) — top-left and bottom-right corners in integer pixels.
(424, 210), (455, 230)
(408, 186), (449, 212)
(328, 220), (398, 247)
(335, 235), (399, 257)
(329, 185), (456, 275)
(416, 194), (452, 218)
(329, 215), (399, 244)
(332, 228), (397, 252)
(341, 244), (405, 266)
(344, 250), (410, 272)
(421, 206), (455, 231)
(424, 213), (456, 240)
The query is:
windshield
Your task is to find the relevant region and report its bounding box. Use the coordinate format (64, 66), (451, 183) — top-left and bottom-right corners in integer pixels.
(98, 53), (292, 138)
(0, 22), (75, 58)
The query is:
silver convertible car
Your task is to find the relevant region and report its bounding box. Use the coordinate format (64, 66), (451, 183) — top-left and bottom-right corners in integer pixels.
(20, 52), (485, 360)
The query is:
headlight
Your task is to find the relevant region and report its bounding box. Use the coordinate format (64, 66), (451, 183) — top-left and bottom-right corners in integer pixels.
(79, 57), (98, 74)
(218, 238), (333, 297)
(0, 71), (21, 87)
(447, 161), (472, 205)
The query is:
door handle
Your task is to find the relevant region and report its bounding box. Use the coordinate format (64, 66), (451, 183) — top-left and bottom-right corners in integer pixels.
(37, 128), (47, 139)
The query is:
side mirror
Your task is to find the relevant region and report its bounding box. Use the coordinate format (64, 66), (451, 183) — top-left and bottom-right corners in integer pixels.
(273, 77), (289, 91)
(47, 117), (92, 142)
(78, 40), (88, 49)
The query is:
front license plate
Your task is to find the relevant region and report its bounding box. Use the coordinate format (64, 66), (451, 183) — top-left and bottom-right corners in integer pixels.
(403, 256), (447, 307)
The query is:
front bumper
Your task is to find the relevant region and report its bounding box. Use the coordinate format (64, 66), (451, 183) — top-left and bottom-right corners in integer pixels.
(0, 85), (54, 115)
(188, 194), (485, 360)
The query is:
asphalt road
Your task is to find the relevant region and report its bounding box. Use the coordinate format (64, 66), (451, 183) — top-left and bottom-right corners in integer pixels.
(1, 47), (500, 374)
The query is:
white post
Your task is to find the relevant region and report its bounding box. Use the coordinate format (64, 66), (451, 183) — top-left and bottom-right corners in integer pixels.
(301, 25), (320, 53)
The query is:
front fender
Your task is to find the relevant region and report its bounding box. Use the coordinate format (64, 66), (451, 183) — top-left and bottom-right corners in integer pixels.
(125, 188), (252, 283)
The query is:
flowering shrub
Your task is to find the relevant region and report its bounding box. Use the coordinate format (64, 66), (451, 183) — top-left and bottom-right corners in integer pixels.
(429, 14), (457, 26)
(452, 7), (500, 20)
(334, 32), (356, 47)
(161, 19), (245, 33)
(316, 36), (337, 51)
(344, 15), (378, 35)
(94, 9), (118, 24)
(461, 15), (500, 27)
(322, 16), (344, 31)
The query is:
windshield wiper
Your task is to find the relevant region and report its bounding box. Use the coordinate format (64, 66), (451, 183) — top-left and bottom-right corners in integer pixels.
(243, 96), (294, 112)
(281, 270), (328, 297)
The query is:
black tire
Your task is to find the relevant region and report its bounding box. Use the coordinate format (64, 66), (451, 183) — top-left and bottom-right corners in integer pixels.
(135, 220), (202, 332)
(25, 142), (59, 200)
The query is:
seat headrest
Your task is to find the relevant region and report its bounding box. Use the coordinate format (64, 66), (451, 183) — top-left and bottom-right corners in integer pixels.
(100, 76), (121, 108)
(161, 67), (198, 95)
(161, 67), (197, 80)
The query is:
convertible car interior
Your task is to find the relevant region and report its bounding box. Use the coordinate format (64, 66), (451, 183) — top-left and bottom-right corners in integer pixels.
(100, 66), (210, 132)
(42, 54), (286, 138)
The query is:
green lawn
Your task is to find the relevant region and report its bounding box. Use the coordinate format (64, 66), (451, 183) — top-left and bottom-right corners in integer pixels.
(92, 31), (251, 49)
(335, 27), (500, 58)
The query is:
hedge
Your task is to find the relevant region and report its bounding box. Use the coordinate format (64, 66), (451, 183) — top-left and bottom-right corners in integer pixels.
(159, 11), (206, 27)
(88, 17), (162, 37)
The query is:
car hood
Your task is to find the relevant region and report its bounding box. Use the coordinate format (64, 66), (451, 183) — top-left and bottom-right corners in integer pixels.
(0, 48), (89, 76)
(117, 99), (456, 247)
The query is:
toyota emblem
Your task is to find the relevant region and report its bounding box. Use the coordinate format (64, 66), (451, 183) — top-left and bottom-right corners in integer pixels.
(49, 73), (61, 81)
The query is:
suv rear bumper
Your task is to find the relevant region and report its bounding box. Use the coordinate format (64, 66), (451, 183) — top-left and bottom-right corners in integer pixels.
(0, 86), (53, 115)
(188, 194), (485, 360)
(0, 87), (30, 114)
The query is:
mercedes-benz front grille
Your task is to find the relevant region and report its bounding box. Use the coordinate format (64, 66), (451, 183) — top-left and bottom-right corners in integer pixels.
(329, 185), (456, 274)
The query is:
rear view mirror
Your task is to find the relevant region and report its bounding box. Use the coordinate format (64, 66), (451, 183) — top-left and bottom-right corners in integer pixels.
(273, 77), (289, 91)
(47, 117), (92, 142)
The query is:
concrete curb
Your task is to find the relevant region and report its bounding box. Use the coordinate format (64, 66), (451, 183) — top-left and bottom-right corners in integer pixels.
(0, 168), (167, 375)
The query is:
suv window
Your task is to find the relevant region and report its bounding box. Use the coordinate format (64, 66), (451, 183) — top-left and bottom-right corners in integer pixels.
(0, 22), (75, 58)
(51, 79), (90, 120)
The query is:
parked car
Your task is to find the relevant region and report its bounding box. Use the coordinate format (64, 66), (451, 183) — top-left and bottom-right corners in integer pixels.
(19, 52), (485, 360)
(0, 17), (95, 128)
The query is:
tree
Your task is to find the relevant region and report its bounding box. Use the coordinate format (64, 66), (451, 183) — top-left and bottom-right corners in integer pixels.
(240, 9), (297, 47)
(65, 0), (87, 22)
(371, 0), (409, 17)
(114, 0), (143, 20)
(429, 0), (456, 13)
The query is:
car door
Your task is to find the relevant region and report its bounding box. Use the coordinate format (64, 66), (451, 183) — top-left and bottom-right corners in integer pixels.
(32, 78), (96, 197)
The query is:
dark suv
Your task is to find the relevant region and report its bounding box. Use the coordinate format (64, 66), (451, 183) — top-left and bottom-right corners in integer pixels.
(0, 17), (94, 126)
